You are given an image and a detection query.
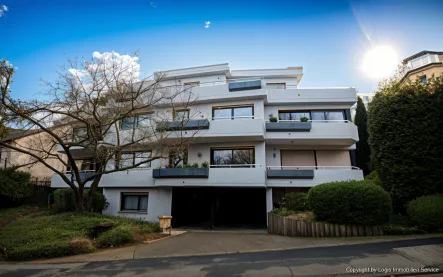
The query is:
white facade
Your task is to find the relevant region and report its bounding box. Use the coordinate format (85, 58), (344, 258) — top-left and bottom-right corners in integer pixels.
(51, 63), (362, 226)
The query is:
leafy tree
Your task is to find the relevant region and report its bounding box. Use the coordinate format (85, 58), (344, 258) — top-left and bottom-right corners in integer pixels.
(0, 53), (198, 212)
(355, 96), (371, 175)
(368, 76), (443, 212)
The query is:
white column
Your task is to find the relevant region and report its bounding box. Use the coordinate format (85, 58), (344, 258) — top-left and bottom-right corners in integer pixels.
(266, 188), (273, 225)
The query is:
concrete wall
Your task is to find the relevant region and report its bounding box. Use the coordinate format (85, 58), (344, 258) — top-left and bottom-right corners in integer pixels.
(266, 88), (356, 105)
(103, 187), (172, 222)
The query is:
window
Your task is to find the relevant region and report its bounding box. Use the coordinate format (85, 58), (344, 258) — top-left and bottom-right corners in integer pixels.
(266, 83), (286, 89)
(212, 105), (254, 120)
(67, 159), (95, 172)
(120, 152), (151, 168)
(183, 81), (200, 88)
(211, 148), (255, 167)
(121, 193), (148, 212)
(311, 110), (345, 121)
(420, 75), (427, 83)
(174, 109), (190, 121)
(278, 111), (310, 121)
(169, 149), (188, 167)
(120, 114), (153, 129)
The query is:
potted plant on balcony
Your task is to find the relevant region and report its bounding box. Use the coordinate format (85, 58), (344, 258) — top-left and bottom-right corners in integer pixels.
(300, 116), (309, 122)
(269, 114), (278, 122)
(201, 161), (209, 168)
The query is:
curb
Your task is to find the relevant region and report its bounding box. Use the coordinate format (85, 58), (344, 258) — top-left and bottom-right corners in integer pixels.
(143, 231), (187, 244)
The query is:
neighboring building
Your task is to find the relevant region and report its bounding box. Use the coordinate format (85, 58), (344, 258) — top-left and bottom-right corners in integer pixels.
(399, 50), (443, 83)
(350, 93), (374, 120)
(0, 129), (65, 184)
(51, 63), (363, 228)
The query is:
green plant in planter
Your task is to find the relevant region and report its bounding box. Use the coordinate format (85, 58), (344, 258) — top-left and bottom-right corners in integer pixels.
(300, 116), (309, 122)
(191, 163), (199, 168)
(201, 161), (209, 168)
(269, 114), (278, 122)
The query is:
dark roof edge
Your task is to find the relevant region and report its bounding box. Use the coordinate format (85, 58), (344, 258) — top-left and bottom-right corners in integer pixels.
(403, 50), (443, 63)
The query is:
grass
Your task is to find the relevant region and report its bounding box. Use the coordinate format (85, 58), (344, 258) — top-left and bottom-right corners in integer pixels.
(0, 205), (41, 229)
(0, 211), (162, 261)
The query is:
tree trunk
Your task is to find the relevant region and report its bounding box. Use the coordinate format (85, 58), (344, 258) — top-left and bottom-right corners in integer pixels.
(85, 175), (103, 211)
(74, 187), (85, 213)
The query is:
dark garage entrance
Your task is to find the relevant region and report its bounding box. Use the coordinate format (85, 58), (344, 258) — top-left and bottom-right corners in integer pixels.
(171, 187), (267, 229)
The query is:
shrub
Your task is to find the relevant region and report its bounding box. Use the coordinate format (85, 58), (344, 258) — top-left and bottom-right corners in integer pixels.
(382, 224), (427, 235)
(69, 238), (94, 254)
(307, 180), (392, 225)
(368, 76), (443, 212)
(53, 189), (75, 212)
(280, 192), (309, 211)
(6, 241), (72, 261)
(201, 161), (209, 168)
(0, 168), (32, 205)
(365, 171), (381, 187)
(96, 227), (133, 248)
(407, 194), (443, 231)
(271, 208), (296, 217)
(53, 189), (108, 213)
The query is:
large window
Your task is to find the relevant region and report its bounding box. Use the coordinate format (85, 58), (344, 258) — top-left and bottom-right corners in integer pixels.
(278, 111), (310, 121)
(212, 105), (254, 120)
(278, 110), (346, 121)
(120, 152), (151, 168)
(121, 193), (148, 212)
(120, 114), (153, 130)
(211, 148), (255, 167)
(67, 159), (95, 172)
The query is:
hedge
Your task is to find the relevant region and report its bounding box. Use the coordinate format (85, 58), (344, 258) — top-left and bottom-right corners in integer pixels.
(368, 76), (443, 212)
(0, 168), (32, 205)
(53, 189), (108, 213)
(280, 192), (309, 211)
(96, 226), (133, 248)
(307, 180), (392, 225)
(407, 194), (443, 231)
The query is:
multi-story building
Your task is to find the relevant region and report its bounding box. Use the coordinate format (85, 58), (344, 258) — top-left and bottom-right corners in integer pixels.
(399, 50), (443, 83)
(51, 63), (363, 228)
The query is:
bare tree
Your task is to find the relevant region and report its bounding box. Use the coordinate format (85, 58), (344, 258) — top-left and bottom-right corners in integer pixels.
(0, 53), (201, 212)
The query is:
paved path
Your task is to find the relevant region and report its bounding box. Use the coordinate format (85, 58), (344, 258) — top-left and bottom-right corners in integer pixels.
(30, 232), (443, 264)
(2, 238), (442, 277)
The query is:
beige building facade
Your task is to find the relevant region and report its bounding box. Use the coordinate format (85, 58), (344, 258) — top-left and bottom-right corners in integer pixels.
(399, 50), (443, 83)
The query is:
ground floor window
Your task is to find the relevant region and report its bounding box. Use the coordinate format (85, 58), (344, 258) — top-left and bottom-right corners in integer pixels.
(121, 193), (149, 212)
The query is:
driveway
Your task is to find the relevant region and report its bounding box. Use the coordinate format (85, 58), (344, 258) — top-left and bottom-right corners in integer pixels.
(29, 232), (443, 264)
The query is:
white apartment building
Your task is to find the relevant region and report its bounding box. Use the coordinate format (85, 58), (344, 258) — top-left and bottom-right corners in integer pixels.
(51, 63), (363, 228)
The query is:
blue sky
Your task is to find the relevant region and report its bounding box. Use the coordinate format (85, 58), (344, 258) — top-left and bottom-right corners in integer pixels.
(1, 0), (442, 100)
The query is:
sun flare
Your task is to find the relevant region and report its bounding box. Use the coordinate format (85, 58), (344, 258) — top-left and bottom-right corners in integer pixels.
(362, 45), (398, 79)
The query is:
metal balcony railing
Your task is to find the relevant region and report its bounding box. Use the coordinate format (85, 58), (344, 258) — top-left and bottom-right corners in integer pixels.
(266, 166), (360, 170)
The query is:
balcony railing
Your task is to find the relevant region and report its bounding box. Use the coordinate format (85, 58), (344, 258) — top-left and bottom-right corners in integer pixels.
(210, 164), (262, 168)
(266, 166), (360, 170)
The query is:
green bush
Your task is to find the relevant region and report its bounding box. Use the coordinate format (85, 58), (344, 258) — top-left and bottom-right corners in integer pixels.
(0, 168), (32, 204)
(53, 189), (108, 213)
(280, 192), (309, 211)
(368, 76), (443, 212)
(382, 224), (427, 235)
(271, 208), (297, 217)
(407, 194), (443, 231)
(53, 189), (76, 212)
(6, 240), (72, 261)
(365, 171), (381, 187)
(96, 227), (133, 248)
(307, 180), (392, 225)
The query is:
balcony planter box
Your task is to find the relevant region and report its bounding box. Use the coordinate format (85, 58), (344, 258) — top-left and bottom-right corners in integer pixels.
(157, 119), (210, 131)
(265, 122), (312, 132)
(153, 168), (210, 178)
(267, 170), (314, 179)
(228, 80), (262, 92)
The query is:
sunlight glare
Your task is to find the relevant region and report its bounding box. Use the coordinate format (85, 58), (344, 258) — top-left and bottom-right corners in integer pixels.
(362, 45), (398, 79)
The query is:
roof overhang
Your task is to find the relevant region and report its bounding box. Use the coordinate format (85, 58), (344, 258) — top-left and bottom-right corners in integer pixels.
(154, 63), (231, 80)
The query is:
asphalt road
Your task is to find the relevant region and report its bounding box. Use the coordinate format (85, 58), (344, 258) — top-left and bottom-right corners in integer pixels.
(1, 237), (442, 277)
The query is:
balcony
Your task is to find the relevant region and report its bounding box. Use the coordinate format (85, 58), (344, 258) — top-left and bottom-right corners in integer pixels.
(153, 168), (209, 178)
(158, 119), (210, 131)
(265, 121), (311, 132)
(51, 171), (95, 188)
(266, 166), (363, 187)
(266, 87), (357, 105)
(154, 165), (266, 187)
(265, 120), (358, 146)
(163, 117), (265, 143)
(228, 79), (262, 92)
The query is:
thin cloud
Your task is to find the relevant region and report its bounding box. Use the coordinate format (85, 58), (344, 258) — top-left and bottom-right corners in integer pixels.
(2, 5), (7, 11)
(205, 21), (211, 28)
(149, 1), (157, 8)
(0, 4), (7, 17)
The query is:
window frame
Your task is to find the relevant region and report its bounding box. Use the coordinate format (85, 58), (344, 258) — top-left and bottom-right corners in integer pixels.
(120, 192), (149, 213)
(66, 158), (96, 173)
(120, 113), (154, 130)
(278, 109), (348, 121)
(212, 105), (254, 120)
(210, 147), (255, 167)
(173, 109), (190, 121)
(120, 151), (152, 168)
(266, 82), (287, 89)
(420, 75), (427, 83)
